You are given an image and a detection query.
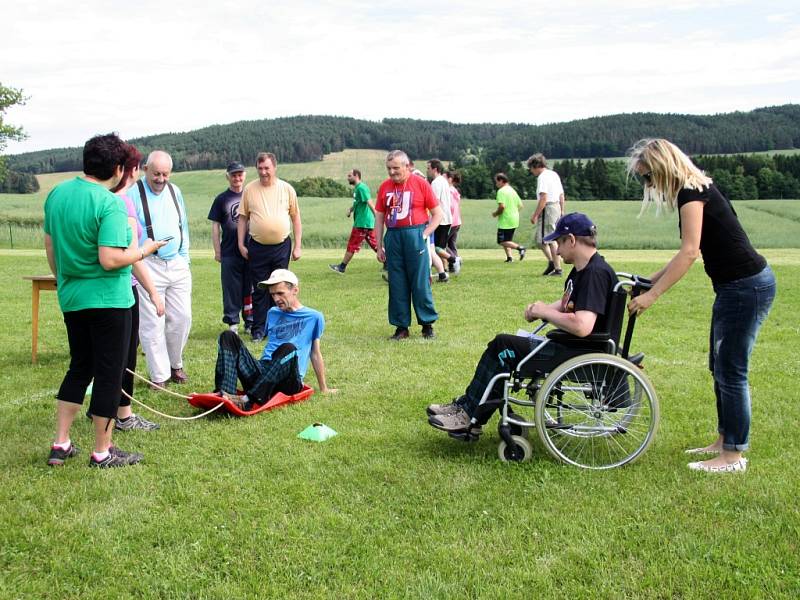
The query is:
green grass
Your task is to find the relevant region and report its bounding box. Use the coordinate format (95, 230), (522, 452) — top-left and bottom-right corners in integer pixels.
(1, 152), (799, 251)
(1, 248), (799, 599)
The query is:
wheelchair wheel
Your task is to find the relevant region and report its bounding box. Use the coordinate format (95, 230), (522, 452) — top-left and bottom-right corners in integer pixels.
(498, 435), (533, 462)
(534, 353), (659, 470)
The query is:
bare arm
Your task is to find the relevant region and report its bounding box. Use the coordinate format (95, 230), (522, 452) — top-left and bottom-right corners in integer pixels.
(559, 193), (565, 215)
(375, 210), (386, 263)
(628, 201), (703, 316)
(531, 193), (548, 224)
(98, 218), (164, 270)
(291, 207), (303, 261)
(310, 338), (336, 394)
(524, 300), (598, 337)
(491, 203), (505, 218)
(45, 234), (56, 276)
(211, 221), (222, 263)
(423, 205), (443, 239)
(132, 260), (165, 317)
(237, 214), (249, 259)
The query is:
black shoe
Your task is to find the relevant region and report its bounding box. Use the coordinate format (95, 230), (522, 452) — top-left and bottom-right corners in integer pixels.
(548, 269), (563, 277)
(518, 246), (527, 260)
(437, 272), (449, 283)
(390, 327), (410, 341)
(329, 264), (345, 274)
(421, 324), (435, 339)
(89, 446), (143, 468)
(47, 444), (79, 466)
(251, 333), (264, 342)
(542, 261), (555, 275)
(504, 257), (513, 263)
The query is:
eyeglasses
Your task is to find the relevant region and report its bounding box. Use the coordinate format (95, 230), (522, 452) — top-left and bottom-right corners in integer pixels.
(635, 171), (653, 186)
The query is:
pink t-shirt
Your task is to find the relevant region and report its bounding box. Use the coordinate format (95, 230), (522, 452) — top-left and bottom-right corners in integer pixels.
(120, 193), (142, 287)
(376, 175), (438, 228)
(450, 187), (462, 227)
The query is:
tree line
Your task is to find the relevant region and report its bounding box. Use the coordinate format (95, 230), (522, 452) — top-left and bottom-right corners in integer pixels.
(454, 153), (800, 201)
(7, 105), (800, 176)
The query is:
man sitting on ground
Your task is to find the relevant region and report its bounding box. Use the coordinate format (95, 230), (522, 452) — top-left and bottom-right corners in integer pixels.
(427, 213), (616, 434)
(214, 269), (335, 409)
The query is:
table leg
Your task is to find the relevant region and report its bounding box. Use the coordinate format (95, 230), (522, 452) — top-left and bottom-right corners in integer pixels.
(32, 282), (40, 363)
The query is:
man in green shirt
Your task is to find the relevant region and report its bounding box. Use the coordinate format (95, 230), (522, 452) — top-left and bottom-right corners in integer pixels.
(491, 172), (527, 263)
(329, 169), (378, 273)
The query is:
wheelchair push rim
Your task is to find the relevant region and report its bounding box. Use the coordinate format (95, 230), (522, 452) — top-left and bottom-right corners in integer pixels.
(534, 353), (659, 470)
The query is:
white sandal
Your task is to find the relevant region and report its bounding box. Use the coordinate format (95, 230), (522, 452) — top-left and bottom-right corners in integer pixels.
(687, 458), (747, 473)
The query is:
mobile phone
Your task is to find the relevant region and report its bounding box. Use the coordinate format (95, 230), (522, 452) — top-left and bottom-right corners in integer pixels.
(159, 236), (175, 242)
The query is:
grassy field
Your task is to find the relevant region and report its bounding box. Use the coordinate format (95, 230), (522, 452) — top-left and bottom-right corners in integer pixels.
(1, 245), (799, 598)
(1, 149), (799, 251)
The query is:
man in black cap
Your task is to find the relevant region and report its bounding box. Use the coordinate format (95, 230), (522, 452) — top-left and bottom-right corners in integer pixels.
(208, 161), (253, 334)
(426, 213), (618, 435)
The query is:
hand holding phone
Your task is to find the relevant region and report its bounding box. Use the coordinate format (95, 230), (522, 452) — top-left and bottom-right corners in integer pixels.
(159, 236), (175, 243)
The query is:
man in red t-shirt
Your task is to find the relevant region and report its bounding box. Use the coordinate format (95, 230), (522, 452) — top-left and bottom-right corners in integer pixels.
(374, 150), (444, 340)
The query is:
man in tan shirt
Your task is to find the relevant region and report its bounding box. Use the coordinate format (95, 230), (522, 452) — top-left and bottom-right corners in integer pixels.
(238, 152), (302, 341)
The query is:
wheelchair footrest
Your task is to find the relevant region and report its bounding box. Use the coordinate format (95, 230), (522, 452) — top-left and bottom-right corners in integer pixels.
(448, 426), (483, 442)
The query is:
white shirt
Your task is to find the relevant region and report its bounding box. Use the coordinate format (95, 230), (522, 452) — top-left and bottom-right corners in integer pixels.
(536, 169), (564, 205)
(431, 175), (452, 225)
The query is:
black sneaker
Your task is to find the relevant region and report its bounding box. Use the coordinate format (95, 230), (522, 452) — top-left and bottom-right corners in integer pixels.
(89, 447), (143, 468)
(518, 246), (527, 260)
(504, 257), (513, 263)
(548, 269), (563, 277)
(47, 444), (79, 466)
(542, 261), (555, 275)
(437, 272), (449, 283)
(390, 327), (410, 341)
(329, 264), (345, 274)
(421, 324), (435, 339)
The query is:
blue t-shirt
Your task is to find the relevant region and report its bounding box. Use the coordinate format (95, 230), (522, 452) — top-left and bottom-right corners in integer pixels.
(260, 306), (324, 378)
(129, 179), (190, 261)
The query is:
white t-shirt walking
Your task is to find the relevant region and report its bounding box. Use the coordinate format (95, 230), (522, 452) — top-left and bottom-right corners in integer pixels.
(536, 169), (564, 205)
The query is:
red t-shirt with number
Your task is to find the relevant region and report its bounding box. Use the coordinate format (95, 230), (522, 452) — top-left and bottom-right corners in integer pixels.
(376, 175), (439, 228)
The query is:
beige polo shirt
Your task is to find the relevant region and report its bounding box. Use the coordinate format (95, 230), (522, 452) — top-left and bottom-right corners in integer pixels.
(240, 179), (298, 245)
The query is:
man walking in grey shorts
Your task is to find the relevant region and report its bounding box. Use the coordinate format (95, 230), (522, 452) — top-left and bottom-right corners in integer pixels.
(528, 153), (565, 276)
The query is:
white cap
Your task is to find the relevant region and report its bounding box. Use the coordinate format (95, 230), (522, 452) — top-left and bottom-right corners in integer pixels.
(257, 268), (299, 288)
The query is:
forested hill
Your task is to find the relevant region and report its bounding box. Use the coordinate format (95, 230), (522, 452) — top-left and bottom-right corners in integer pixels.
(9, 104), (800, 174)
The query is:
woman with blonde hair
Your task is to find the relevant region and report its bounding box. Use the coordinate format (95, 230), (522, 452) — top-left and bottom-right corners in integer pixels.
(627, 138), (776, 473)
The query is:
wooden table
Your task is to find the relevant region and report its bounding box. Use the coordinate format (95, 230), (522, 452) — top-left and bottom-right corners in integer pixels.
(23, 275), (57, 363)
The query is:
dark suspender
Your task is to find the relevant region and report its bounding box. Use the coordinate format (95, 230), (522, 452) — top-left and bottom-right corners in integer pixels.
(136, 180), (184, 256)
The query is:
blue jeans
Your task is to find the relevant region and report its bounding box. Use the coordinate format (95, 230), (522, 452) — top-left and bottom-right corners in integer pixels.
(709, 265), (776, 451)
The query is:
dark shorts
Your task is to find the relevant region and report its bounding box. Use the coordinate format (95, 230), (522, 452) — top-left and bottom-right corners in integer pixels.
(433, 224), (451, 251)
(497, 228), (516, 244)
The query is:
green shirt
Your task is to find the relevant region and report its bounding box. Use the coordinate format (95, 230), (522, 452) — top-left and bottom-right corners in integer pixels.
(44, 177), (134, 312)
(352, 181), (374, 229)
(496, 185), (522, 229)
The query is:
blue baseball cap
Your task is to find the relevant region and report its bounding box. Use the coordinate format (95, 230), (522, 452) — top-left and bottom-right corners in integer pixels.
(226, 161), (246, 174)
(543, 212), (597, 242)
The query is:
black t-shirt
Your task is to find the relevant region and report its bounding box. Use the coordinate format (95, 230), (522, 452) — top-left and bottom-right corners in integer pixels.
(207, 189), (247, 259)
(677, 184), (765, 284)
(563, 252), (618, 333)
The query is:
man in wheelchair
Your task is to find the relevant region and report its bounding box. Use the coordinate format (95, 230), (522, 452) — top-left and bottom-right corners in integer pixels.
(427, 213), (618, 435)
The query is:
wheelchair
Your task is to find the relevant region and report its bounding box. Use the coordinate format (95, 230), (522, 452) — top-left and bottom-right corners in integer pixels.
(455, 273), (659, 470)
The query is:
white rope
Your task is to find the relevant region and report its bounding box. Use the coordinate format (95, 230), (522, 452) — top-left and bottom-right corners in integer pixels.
(122, 389), (226, 421)
(122, 369), (226, 421)
(126, 369), (191, 399)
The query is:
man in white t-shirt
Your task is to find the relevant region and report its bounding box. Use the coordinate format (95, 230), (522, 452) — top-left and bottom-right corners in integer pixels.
(528, 153), (566, 276)
(427, 159), (452, 281)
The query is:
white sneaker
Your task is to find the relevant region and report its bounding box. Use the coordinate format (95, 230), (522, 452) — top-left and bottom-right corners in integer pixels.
(453, 257), (462, 274)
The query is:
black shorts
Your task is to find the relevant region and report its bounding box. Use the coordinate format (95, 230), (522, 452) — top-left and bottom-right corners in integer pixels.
(433, 224), (451, 251)
(497, 228), (516, 244)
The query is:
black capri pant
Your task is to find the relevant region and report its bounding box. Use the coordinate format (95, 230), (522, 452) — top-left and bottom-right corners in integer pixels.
(57, 307), (131, 419)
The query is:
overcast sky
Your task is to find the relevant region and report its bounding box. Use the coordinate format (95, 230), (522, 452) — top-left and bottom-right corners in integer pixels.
(3, 0), (798, 154)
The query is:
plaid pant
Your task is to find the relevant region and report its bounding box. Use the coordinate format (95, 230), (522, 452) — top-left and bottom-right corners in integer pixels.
(214, 331), (302, 403)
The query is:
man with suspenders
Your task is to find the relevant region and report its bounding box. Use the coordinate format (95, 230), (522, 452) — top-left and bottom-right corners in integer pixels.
(128, 150), (193, 388)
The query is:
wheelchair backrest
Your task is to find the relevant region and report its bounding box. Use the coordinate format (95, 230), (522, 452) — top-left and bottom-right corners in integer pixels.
(603, 287), (628, 347)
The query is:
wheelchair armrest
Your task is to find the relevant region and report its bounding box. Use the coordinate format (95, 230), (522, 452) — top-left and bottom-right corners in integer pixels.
(546, 329), (611, 345)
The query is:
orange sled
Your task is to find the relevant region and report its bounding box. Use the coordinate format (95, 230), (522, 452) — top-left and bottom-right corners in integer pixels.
(187, 385), (315, 416)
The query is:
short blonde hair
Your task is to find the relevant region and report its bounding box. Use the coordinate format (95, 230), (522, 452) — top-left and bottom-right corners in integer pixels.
(627, 138), (712, 213)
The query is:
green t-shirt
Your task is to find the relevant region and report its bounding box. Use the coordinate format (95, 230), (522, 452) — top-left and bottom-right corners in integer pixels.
(496, 185), (522, 229)
(44, 177), (134, 312)
(352, 181), (375, 229)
